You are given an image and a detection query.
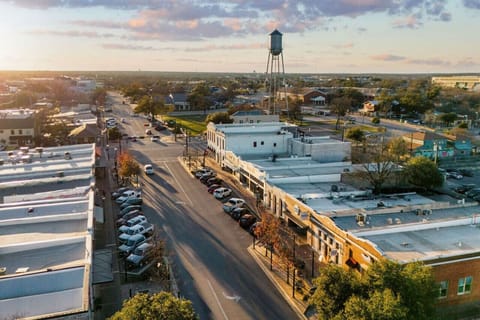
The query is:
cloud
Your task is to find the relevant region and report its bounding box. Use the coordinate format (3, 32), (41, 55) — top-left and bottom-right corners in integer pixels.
(332, 42), (354, 49)
(27, 29), (116, 38)
(406, 58), (451, 66)
(370, 54), (406, 61)
(8, 0), (457, 41)
(392, 15), (422, 28)
(463, 0), (480, 10)
(184, 43), (264, 52)
(101, 43), (157, 51)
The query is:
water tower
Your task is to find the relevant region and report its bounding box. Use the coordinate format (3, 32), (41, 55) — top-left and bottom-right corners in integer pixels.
(266, 29), (288, 115)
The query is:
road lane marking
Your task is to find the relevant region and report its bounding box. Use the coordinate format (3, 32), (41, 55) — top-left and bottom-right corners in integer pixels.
(222, 292), (241, 302)
(164, 162), (193, 206)
(207, 280), (229, 320)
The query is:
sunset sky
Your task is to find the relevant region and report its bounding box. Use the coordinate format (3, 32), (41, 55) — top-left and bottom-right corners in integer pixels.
(0, 0), (479, 73)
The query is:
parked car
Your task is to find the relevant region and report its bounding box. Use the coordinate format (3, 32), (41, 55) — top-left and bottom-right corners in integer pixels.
(466, 188), (480, 198)
(119, 222), (154, 243)
(116, 210), (143, 226)
(195, 168), (214, 178)
(230, 207), (249, 220)
(144, 164), (154, 175)
(126, 242), (155, 269)
(447, 171), (463, 180)
(200, 173), (216, 183)
(118, 215), (148, 233)
(120, 197), (143, 209)
(207, 184), (221, 193)
(223, 197), (245, 212)
(118, 205), (142, 217)
(111, 187), (132, 199)
(118, 234), (149, 256)
(453, 184), (476, 194)
(214, 187), (232, 199)
(150, 135), (160, 142)
(239, 214), (257, 229)
(155, 125), (167, 131)
(205, 177), (222, 186)
(459, 169), (474, 177)
(116, 191), (142, 204)
(249, 222), (261, 236)
(145, 129), (153, 135)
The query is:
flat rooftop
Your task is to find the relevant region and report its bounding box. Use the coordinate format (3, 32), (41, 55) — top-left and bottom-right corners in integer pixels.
(362, 224), (480, 263)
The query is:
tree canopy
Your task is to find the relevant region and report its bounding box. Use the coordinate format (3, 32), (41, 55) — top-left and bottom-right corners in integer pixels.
(109, 292), (198, 320)
(205, 112), (233, 124)
(403, 156), (443, 190)
(117, 152), (141, 179)
(310, 260), (437, 320)
(134, 95), (173, 120)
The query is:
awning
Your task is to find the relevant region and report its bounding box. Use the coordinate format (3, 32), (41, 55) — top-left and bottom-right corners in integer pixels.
(346, 257), (359, 268)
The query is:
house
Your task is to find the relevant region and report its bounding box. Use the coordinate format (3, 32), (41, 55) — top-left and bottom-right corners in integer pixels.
(68, 123), (99, 144)
(402, 131), (471, 160)
(360, 100), (379, 115)
(278, 88), (328, 106)
(165, 93), (190, 111)
(0, 109), (39, 147)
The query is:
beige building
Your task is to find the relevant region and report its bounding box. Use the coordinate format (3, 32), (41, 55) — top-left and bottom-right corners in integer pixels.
(432, 76), (480, 91)
(0, 109), (38, 147)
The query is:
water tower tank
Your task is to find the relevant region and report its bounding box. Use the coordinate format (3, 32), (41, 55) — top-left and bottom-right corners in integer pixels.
(269, 29), (283, 56)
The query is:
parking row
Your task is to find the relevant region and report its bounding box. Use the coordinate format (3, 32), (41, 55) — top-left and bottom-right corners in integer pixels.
(193, 167), (259, 235)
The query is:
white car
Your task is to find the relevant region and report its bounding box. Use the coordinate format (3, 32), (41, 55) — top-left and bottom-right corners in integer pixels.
(213, 187), (232, 199)
(150, 136), (160, 142)
(223, 198), (245, 212)
(144, 164), (154, 175)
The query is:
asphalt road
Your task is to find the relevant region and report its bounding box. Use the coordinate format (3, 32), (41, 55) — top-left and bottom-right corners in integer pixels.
(106, 92), (299, 320)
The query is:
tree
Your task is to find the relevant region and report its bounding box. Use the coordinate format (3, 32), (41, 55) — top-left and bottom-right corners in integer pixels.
(438, 112), (457, 126)
(254, 212), (281, 270)
(134, 95), (173, 121)
(331, 97), (352, 130)
(346, 128), (365, 145)
(188, 83), (210, 112)
(310, 265), (362, 320)
(310, 260), (437, 320)
(117, 152), (141, 183)
(109, 292), (198, 320)
(357, 134), (396, 194)
(403, 156), (443, 190)
(108, 127), (122, 142)
(386, 137), (409, 163)
(205, 112), (232, 124)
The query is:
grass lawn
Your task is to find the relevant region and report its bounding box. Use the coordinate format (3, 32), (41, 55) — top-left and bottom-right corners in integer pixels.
(163, 115), (207, 136)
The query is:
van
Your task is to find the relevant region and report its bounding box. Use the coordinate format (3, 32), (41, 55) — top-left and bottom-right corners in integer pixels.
(144, 164), (154, 175)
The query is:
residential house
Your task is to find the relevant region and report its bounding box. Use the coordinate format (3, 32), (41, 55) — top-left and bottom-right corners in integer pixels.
(165, 92), (190, 111)
(68, 123), (99, 144)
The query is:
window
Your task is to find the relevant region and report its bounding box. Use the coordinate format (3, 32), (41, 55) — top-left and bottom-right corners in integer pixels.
(239, 120), (244, 124)
(458, 276), (472, 295)
(261, 141), (264, 145)
(249, 120), (253, 123)
(11, 130), (14, 134)
(253, 141), (257, 147)
(273, 143), (277, 147)
(438, 281), (448, 298)
(19, 129), (23, 134)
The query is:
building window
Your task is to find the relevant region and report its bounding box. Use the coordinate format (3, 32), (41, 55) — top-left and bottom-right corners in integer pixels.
(273, 143), (277, 147)
(239, 120), (244, 124)
(261, 141), (264, 145)
(11, 130), (14, 134)
(253, 141), (257, 147)
(0, 130), (3, 133)
(458, 276), (472, 295)
(438, 281), (448, 298)
(19, 129), (23, 134)
(249, 120), (254, 123)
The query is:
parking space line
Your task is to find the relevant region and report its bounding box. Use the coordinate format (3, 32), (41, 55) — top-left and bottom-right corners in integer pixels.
(164, 162), (193, 206)
(207, 279), (229, 320)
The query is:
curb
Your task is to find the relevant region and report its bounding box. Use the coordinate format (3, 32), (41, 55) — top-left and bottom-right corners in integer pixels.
(247, 245), (308, 320)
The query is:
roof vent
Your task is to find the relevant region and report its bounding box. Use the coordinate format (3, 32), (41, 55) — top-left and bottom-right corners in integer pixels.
(401, 242), (409, 247)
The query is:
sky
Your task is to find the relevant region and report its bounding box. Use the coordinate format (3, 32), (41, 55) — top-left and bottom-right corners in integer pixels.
(0, 0), (479, 74)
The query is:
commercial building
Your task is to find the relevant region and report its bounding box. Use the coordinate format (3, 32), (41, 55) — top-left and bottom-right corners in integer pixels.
(432, 76), (480, 91)
(0, 144), (97, 319)
(207, 121), (480, 306)
(0, 109), (39, 147)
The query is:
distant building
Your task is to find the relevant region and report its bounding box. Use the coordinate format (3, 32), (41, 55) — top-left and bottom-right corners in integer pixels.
(0, 109), (39, 146)
(231, 109), (279, 124)
(432, 76), (480, 91)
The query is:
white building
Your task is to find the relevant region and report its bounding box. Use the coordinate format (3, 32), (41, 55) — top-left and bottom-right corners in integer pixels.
(0, 144), (97, 320)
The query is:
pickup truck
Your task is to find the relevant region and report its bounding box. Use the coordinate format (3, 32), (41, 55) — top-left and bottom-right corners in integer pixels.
(126, 242), (155, 269)
(119, 222), (154, 243)
(118, 234), (149, 256)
